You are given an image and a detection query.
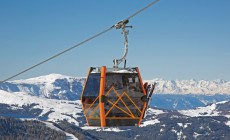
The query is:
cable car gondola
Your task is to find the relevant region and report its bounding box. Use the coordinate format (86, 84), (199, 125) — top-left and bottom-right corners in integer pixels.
(81, 20), (154, 127)
(0, 0), (159, 128)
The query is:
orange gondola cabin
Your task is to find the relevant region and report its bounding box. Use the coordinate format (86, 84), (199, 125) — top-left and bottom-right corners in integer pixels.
(81, 66), (147, 127)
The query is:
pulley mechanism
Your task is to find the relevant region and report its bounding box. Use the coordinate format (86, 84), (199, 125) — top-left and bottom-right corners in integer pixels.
(113, 19), (132, 68)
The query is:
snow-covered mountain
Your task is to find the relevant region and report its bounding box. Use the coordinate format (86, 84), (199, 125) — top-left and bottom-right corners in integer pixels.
(0, 89), (83, 125)
(1, 74), (230, 110)
(0, 74), (85, 100)
(146, 78), (230, 94)
(1, 74), (229, 100)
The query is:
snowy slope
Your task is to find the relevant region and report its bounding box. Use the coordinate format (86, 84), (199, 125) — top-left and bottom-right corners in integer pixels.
(1, 88), (229, 124)
(0, 90), (83, 125)
(179, 101), (230, 118)
(0, 74), (85, 100)
(140, 108), (164, 127)
(45, 122), (78, 140)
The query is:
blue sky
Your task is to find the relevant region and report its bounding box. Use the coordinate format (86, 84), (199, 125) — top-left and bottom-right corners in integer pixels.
(0, 0), (230, 81)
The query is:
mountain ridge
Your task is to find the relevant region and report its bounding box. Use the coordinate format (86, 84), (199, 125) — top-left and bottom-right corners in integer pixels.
(0, 74), (230, 102)
(146, 78), (230, 94)
(0, 74), (85, 100)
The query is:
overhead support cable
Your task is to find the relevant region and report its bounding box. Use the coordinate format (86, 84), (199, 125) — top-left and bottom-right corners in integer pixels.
(126, 0), (160, 21)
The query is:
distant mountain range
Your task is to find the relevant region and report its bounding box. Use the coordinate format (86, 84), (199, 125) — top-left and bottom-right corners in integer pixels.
(146, 78), (230, 94)
(0, 74), (229, 110)
(0, 74), (229, 99)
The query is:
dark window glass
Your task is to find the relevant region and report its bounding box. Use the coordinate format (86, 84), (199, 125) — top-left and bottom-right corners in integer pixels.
(83, 73), (100, 97)
(82, 73), (100, 119)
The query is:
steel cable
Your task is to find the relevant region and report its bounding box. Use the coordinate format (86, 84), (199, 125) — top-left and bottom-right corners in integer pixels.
(1, 27), (113, 83)
(126, 0), (160, 21)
